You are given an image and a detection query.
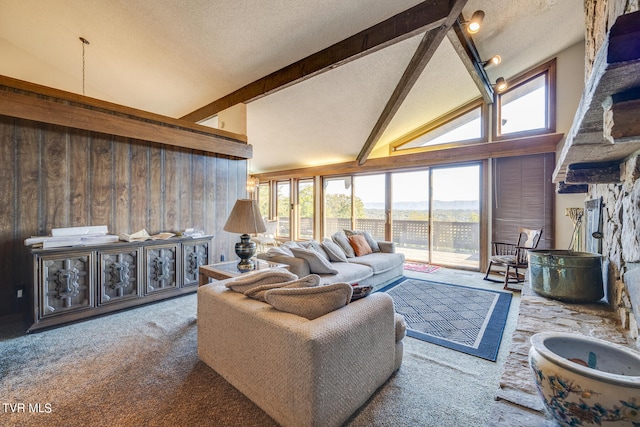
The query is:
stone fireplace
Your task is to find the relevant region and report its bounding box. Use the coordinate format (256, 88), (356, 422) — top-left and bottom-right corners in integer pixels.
(553, 2), (640, 349)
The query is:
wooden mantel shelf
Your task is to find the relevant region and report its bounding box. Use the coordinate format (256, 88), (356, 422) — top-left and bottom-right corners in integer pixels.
(0, 75), (252, 159)
(553, 11), (640, 183)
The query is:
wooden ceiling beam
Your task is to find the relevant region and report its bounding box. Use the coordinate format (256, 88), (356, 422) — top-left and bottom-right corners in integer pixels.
(181, 0), (453, 123)
(447, 17), (494, 104)
(356, 0), (469, 166)
(255, 133), (562, 181)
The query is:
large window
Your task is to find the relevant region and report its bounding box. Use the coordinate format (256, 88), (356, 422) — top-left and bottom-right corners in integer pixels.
(390, 99), (487, 154)
(354, 174), (386, 241)
(276, 181), (291, 238)
(297, 179), (315, 240)
(257, 182), (270, 219)
(323, 177), (352, 237)
(494, 59), (556, 140)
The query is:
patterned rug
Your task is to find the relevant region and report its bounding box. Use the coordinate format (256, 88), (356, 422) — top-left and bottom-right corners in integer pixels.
(403, 262), (441, 273)
(379, 277), (512, 361)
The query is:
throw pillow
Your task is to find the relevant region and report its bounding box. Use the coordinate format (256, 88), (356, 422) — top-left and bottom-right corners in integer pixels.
(321, 238), (348, 262)
(290, 247), (338, 274)
(344, 229), (380, 252)
(301, 240), (331, 261)
(225, 268), (297, 293)
(244, 274), (320, 302)
(264, 282), (353, 320)
(266, 246), (294, 257)
(331, 231), (355, 258)
(348, 234), (373, 257)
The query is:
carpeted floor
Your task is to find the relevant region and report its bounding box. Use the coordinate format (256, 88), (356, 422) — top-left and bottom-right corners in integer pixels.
(0, 268), (521, 427)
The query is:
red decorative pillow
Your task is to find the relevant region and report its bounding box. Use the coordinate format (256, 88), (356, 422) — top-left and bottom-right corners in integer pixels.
(348, 234), (373, 256)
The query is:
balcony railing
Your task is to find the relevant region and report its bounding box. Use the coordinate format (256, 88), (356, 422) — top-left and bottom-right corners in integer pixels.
(281, 217), (479, 253)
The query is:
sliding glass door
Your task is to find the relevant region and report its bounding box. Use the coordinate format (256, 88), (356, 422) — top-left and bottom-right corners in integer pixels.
(391, 170), (429, 262)
(430, 165), (480, 268)
(389, 165), (480, 268)
(321, 165), (481, 269)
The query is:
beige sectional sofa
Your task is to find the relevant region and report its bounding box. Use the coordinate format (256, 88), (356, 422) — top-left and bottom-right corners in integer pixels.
(198, 275), (406, 427)
(257, 232), (405, 291)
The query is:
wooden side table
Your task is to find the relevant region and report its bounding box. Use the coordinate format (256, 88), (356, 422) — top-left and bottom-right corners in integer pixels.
(198, 259), (289, 286)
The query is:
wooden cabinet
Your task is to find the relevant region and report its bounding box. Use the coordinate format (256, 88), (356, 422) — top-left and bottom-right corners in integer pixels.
(28, 236), (211, 332)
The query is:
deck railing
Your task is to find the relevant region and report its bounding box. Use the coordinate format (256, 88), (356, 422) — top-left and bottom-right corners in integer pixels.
(281, 217), (479, 253)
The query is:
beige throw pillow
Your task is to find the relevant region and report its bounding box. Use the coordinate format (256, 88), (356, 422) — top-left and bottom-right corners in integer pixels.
(264, 282), (353, 320)
(225, 268), (297, 293)
(290, 247), (338, 274)
(244, 274), (320, 302)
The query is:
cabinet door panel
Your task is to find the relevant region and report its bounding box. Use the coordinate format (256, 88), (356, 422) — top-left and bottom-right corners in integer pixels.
(39, 252), (93, 318)
(99, 248), (141, 304)
(145, 244), (179, 294)
(182, 240), (210, 287)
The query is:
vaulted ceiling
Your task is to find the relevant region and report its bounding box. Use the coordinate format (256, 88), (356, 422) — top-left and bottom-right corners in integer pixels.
(0, 0), (584, 173)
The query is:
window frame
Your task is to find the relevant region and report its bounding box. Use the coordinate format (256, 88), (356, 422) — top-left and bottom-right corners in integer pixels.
(389, 98), (488, 155)
(492, 58), (556, 141)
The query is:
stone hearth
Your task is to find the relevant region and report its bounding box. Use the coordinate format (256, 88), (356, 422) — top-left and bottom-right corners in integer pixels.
(489, 284), (632, 425)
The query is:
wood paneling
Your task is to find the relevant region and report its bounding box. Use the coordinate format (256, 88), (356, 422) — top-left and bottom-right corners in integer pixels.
(0, 116), (246, 317)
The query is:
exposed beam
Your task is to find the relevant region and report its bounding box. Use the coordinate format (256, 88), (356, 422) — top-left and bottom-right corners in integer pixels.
(0, 75), (246, 143)
(255, 133), (562, 181)
(181, 0), (452, 123)
(447, 17), (494, 104)
(0, 77), (251, 159)
(356, 0), (469, 166)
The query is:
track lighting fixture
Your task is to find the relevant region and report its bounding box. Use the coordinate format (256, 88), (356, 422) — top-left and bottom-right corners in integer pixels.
(482, 55), (501, 68)
(463, 10), (484, 34)
(495, 77), (508, 92)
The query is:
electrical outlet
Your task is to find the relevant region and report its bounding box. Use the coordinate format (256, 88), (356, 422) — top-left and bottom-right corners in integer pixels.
(220, 254), (225, 262)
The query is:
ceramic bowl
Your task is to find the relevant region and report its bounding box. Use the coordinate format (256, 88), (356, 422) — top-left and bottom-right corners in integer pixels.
(529, 332), (640, 426)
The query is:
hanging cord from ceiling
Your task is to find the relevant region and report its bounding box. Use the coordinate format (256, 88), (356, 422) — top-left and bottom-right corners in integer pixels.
(79, 37), (90, 95)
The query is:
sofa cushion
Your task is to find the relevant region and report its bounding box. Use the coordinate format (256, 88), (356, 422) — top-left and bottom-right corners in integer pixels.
(244, 274), (320, 302)
(225, 268), (298, 293)
(264, 282), (353, 320)
(290, 247), (338, 274)
(321, 238), (348, 262)
(348, 252), (405, 274)
(345, 229), (380, 252)
(332, 231), (356, 258)
(348, 234), (373, 256)
(317, 261), (373, 285)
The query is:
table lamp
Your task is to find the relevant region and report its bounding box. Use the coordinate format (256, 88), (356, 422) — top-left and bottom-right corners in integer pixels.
(223, 199), (266, 272)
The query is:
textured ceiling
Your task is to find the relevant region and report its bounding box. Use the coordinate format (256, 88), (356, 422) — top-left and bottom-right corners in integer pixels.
(0, 0), (584, 173)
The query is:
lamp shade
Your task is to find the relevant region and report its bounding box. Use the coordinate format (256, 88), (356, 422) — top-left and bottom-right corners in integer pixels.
(223, 199), (266, 235)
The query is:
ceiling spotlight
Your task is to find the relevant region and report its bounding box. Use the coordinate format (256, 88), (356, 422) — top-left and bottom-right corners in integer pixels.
(466, 10), (485, 34)
(482, 55), (502, 67)
(495, 77), (508, 92)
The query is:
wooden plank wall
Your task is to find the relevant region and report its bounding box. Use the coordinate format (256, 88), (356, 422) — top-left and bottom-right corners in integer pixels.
(0, 115), (247, 317)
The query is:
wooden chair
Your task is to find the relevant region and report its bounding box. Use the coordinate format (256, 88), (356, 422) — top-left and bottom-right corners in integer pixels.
(251, 219), (279, 252)
(484, 227), (543, 290)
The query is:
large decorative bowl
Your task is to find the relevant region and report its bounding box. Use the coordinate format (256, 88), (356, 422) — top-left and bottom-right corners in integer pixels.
(529, 332), (640, 426)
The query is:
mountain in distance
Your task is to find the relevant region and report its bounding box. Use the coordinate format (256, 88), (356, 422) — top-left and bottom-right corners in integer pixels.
(365, 200), (479, 211)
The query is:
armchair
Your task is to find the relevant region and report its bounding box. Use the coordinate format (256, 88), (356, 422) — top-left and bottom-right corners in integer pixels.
(484, 227), (543, 290)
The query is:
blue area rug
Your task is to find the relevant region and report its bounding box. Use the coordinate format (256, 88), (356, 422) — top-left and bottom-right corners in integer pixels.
(379, 277), (512, 361)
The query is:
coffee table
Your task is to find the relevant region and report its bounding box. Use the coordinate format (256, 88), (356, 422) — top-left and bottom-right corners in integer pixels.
(198, 259), (289, 286)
